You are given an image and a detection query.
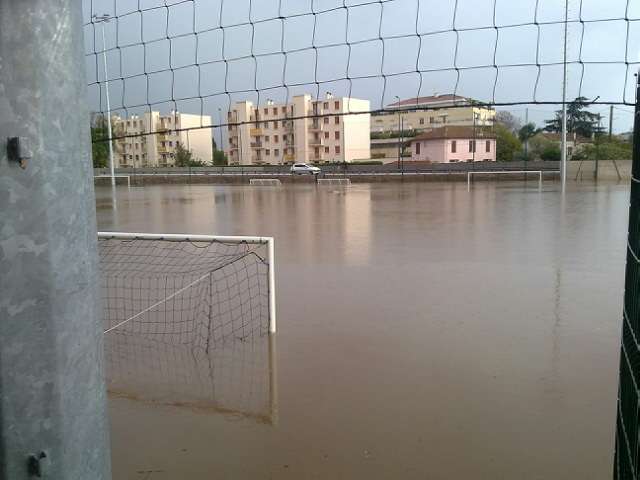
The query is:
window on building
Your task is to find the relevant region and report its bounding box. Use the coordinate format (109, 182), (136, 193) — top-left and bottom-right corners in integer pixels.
(324, 117), (329, 124)
(416, 142), (421, 155)
(315, 147), (320, 155)
(469, 140), (476, 153)
(273, 121), (278, 128)
(274, 135), (279, 143)
(325, 147), (330, 153)
(419, 118), (425, 125)
(264, 108), (268, 115)
(335, 146), (340, 154)
(161, 141), (165, 147)
(282, 106), (287, 114)
(451, 141), (457, 153)
(265, 136), (270, 142)
(169, 141), (173, 147)
(275, 149), (280, 156)
(334, 101), (339, 109)
(273, 108), (277, 115)
(486, 140), (491, 153)
(323, 102), (329, 109)
(335, 116), (340, 124)
(266, 149), (270, 155)
(135, 155), (139, 160)
(129, 155), (133, 159)
(430, 117), (435, 124)
(324, 131), (329, 139)
(335, 131), (340, 140)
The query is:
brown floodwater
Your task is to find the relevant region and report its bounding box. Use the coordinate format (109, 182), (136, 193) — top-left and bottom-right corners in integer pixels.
(96, 180), (628, 479)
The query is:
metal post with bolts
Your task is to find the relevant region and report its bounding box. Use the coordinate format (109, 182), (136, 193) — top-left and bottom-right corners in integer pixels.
(0, 0), (112, 478)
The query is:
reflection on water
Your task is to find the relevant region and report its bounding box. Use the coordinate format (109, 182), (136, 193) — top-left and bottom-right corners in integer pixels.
(98, 182), (629, 479)
(105, 332), (277, 425)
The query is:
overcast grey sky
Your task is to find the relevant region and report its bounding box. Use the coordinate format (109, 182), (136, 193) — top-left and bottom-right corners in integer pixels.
(83, 0), (640, 133)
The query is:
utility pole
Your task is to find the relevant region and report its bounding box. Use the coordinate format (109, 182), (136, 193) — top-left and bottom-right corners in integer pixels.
(0, 0), (112, 478)
(609, 104), (614, 140)
(524, 108), (529, 161)
(395, 95), (401, 170)
(218, 107), (224, 153)
(473, 110), (477, 163)
(561, 0), (569, 192)
(93, 14), (115, 187)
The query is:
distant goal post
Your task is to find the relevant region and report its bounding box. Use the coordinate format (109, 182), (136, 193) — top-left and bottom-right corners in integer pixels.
(97, 232), (276, 347)
(467, 170), (544, 189)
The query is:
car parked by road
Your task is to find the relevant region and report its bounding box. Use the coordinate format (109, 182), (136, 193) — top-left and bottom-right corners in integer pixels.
(290, 163), (321, 175)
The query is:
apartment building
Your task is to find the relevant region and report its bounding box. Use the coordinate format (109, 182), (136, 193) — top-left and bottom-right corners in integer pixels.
(371, 94), (495, 133)
(227, 94), (370, 165)
(112, 111), (213, 168)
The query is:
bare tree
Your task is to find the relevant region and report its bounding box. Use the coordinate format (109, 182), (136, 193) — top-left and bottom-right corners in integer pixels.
(495, 111), (522, 133)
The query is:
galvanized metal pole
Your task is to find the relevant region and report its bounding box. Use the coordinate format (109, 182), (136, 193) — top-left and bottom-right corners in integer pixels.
(561, 0), (569, 192)
(0, 0), (112, 478)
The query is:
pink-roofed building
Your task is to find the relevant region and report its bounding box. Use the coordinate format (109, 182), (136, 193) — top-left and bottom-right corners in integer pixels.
(408, 126), (497, 163)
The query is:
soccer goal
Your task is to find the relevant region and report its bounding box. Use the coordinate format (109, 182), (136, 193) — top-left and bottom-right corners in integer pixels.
(98, 232), (276, 349)
(250, 179), (282, 186)
(98, 232), (278, 423)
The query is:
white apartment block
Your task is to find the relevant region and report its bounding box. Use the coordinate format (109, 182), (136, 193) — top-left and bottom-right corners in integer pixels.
(227, 94), (370, 165)
(112, 111), (213, 168)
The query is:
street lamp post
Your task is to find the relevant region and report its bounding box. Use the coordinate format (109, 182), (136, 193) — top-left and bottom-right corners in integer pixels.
(93, 14), (115, 187)
(395, 95), (401, 170)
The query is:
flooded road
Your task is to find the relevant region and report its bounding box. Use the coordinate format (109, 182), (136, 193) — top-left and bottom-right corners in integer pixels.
(97, 181), (627, 479)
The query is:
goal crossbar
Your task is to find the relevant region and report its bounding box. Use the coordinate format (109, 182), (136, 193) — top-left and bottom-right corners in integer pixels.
(467, 170), (544, 189)
(97, 232), (276, 335)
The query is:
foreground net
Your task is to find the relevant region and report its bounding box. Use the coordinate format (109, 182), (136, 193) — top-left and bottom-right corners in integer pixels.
(99, 234), (271, 348)
(98, 234), (276, 423)
(615, 79), (639, 479)
(84, 0), (640, 144)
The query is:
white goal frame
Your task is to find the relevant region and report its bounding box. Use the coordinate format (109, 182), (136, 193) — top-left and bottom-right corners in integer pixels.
(97, 232), (276, 334)
(94, 175), (131, 187)
(467, 170), (543, 189)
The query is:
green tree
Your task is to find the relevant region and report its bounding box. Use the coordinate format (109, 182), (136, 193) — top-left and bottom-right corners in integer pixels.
(540, 145), (561, 161)
(90, 114), (109, 168)
(544, 97), (604, 138)
(495, 124), (522, 162)
(213, 150), (228, 166)
(175, 143), (194, 167)
(518, 123), (541, 160)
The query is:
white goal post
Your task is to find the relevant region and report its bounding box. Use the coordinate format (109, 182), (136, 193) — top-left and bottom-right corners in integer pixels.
(467, 170), (543, 189)
(94, 175), (131, 187)
(97, 232), (276, 339)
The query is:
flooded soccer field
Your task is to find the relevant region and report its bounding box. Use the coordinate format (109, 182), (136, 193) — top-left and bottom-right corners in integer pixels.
(96, 181), (628, 479)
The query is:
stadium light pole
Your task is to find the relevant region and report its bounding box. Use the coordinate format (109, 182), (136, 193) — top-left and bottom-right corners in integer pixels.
(561, 0), (569, 192)
(94, 14), (116, 187)
(395, 95), (401, 169)
(218, 107), (224, 153)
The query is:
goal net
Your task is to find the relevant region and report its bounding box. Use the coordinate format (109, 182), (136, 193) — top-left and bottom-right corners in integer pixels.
(98, 232), (277, 423)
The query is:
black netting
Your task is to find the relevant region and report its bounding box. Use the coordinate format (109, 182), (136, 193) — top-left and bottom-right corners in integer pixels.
(84, 0), (640, 144)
